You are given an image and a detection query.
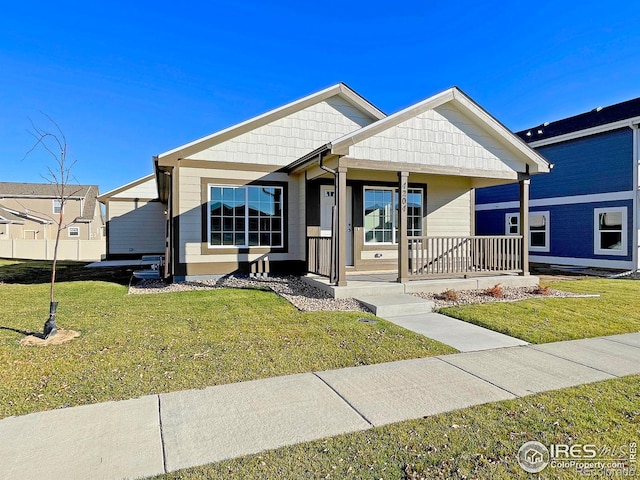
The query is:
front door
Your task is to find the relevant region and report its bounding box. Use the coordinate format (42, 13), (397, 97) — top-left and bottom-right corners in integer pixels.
(320, 185), (353, 266)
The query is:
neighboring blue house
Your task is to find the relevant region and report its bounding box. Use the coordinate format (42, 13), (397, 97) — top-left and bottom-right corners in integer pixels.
(476, 97), (640, 271)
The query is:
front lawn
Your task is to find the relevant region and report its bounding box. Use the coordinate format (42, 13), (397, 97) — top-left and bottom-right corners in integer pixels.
(151, 374), (640, 479)
(439, 278), (640, 343)
(0, 262), (454, 419)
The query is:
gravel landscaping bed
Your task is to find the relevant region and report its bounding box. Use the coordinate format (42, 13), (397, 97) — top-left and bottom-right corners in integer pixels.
(129, 275), (369, 312)
(414, 286), (597, 309)
(130, 275), (598, 312)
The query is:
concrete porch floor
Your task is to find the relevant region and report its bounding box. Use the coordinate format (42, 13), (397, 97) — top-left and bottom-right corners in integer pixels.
(303, 272), (540, 299)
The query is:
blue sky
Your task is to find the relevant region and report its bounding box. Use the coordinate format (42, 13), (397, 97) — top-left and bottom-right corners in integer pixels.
(2, 1), (640, 193)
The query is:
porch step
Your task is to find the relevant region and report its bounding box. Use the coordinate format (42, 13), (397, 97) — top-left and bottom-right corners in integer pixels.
(355, 294), (435, 317)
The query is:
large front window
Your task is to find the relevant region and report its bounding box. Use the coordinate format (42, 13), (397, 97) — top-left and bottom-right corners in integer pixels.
(209, 185), (283, 248)
(364, 187), (422, 243)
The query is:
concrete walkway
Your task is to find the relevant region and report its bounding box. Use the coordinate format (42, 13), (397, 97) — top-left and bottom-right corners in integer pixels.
(355, 293), (529, 351)
(382, 312), (529, 351)
(1, 332), (639, 480)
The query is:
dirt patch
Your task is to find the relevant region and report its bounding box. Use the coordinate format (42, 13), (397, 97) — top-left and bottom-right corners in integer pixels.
(20, 330), (81, 347)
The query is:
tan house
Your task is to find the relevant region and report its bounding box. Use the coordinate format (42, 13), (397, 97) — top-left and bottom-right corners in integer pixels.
(98, 174), (166, 258)
(149, 83), (550, 288)
(0, 182), (105, 261)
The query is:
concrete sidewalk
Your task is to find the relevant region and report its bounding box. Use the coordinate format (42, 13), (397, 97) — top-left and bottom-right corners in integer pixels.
(1, 332), (639, 480)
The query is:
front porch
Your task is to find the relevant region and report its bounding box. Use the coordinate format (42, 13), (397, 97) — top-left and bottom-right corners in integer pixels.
(286, 88), (549, 288)
(303, 271), (539, 299)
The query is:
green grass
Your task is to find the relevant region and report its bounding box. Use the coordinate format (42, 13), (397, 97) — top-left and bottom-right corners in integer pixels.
(0, 258), (131, 285)
(439, 278), (640, 343)
(0, 261), (455, 419)
(150, 375), (640, 479)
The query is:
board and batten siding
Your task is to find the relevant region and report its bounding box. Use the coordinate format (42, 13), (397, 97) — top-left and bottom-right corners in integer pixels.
(178, 166), (303, 265)
(346, 105), (525, 175)
(107, 200), (165, 255)
(185, 97), (377, 166)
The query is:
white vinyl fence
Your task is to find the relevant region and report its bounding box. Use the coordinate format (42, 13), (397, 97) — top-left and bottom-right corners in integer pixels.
(0, 239), (105, 262)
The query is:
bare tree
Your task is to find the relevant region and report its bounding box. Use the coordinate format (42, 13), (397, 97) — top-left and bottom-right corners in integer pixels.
(23, 114), (81, 338)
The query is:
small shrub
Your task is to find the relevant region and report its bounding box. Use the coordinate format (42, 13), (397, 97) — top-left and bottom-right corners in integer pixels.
(484, 283), (503, 298)
(440, 289), (459, 301)
(532, 285), (552, 296)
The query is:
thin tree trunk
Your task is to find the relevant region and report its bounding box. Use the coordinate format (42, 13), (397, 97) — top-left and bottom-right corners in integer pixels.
(50, 209), (63, 304)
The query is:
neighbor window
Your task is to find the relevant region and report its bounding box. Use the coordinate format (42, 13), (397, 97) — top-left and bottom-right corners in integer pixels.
(529, 212), (549, 253)
(505, 211), (550, 252)
(209, 185), (283, 248)
(68, 226), (80, 238)
(594, 207), (627, 255)
(505, 214), (520, 235)
(53, 199), (62, 214)
(363, 187), (422, 243)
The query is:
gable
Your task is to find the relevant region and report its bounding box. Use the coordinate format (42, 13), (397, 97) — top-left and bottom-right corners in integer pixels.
(185, 95), (379, 166)
(98, 174), (158, 202)
(327, 87), (550, 178)
(345, 103), (529, 175)
(111, 177), (158, 200)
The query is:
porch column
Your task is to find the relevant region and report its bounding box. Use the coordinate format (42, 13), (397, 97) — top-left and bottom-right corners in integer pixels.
(519, 178), (530, 276)
(336, 166), (348, 286)
(397, 171), (410, 283)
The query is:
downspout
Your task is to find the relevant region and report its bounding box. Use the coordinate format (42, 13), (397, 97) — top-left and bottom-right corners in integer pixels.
(318, 151), (337, 176)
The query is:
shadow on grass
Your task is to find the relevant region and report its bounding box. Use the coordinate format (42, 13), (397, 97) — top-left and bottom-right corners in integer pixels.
(0, 326), (43, 338)
(0, 260), (132, 286)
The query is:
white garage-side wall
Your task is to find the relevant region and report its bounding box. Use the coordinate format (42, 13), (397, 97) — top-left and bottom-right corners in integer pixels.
(107, 200), (166, 255)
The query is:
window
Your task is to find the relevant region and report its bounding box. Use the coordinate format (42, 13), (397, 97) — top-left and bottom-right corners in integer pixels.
(209, 185), (283, 248)
(505, 211), (550, 252)
(363, 187), (422, 243)
(505, 214), (520, 235)
(594, 207), (627, 256)
(529, 212), (549, 253)
(53, 199), (62, 214)
(68, 226), (80, 238)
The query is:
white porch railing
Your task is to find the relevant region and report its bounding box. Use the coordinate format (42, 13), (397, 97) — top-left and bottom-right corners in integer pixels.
(408, 235), (523, 278)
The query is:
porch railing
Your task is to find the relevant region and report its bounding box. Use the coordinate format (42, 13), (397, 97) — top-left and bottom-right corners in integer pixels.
(408, 235), (523, 278)
(307, 236), (334, 278)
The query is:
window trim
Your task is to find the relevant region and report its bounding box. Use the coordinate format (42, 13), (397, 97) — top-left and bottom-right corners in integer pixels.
(53, 199), (62, 214)
(363, 185), (423, 245)
(207, 184), (284, 249)
(67, 226), (80, 238)
(594, 206), (627, 256)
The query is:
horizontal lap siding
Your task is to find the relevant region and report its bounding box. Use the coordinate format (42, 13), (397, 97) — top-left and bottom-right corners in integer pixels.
(476, 128), (633, 205)
(476, 200), (633, 262)
(426, 177), (473, 237)
(178, 167), (303, 265)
